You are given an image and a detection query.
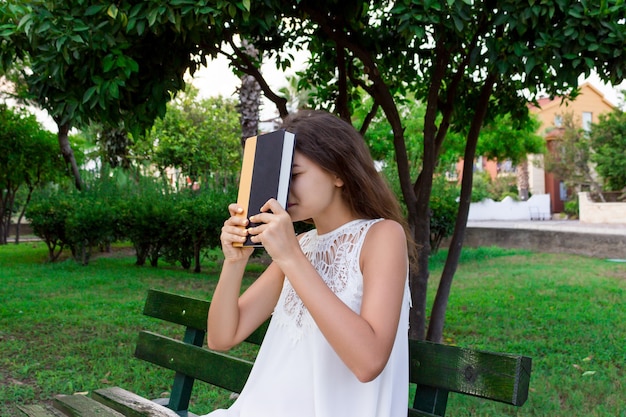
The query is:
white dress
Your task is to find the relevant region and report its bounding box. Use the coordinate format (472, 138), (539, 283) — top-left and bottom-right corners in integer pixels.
(203, 219), (411, 417)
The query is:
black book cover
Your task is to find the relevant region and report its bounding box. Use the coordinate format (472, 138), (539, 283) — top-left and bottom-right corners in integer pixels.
(234, 129), (295, 247)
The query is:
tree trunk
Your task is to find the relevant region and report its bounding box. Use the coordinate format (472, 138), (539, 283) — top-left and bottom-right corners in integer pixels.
(0, 190), (8, 245)
(427, 74), (497, 343)
(57, 122), (83, 191)
(0, 183), (18, 245)
(14, 186), (34, 244)
(517, 159), (530, 201)
(336, 47), (351, 122)
(406, 39), (454, 340)
(193, 239), (202, 273)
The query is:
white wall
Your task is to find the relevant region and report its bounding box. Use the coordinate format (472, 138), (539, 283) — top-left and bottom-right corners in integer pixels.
(468, 194), (551, 221)
(527, 154), (546, 195)
(579, 192), (626, 224)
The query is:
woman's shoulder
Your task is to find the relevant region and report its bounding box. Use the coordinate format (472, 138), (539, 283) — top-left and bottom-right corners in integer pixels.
(367, 218), (405, 236)
(362, 219), (407, 255)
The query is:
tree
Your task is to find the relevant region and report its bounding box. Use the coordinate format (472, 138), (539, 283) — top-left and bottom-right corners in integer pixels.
(278, 75), (315, 114)
(476, 113), (545, 200)
(544, 113), (603, 197)
(589, 109), (626, 192)
(0, 0), (232, 189)
(0, 104), (65, 244)
(147, 87), (241, 189)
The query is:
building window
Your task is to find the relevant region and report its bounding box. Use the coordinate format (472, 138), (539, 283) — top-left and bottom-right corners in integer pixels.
(582, 111), (593, 132)
(554, 114), (563, 127)
(559, 181), (568, 201)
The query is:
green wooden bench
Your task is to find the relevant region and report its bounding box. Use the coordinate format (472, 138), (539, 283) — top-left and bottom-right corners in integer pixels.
(18, 289), (532, 417)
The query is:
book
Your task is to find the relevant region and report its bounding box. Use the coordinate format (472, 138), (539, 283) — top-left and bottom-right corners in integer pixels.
(234, 129), (296, 247)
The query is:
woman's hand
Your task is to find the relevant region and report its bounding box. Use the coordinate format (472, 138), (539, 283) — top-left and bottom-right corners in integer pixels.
(248, 199), (300, 263)
(220, 204), (254, 261)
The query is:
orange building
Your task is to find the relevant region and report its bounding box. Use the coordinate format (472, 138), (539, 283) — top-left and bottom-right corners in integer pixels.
(452, 82), (616, 214)
(528, 83), (616, 213)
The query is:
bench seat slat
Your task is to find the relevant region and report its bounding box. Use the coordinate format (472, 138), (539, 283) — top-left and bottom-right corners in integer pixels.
(17, 404), (66, 417)
(135, 331), (253, 394)
(92, 387), (181, 417)
(53, 394), (125, 417)
(143, 290), (268, 346)
(409, 339), (532, 406)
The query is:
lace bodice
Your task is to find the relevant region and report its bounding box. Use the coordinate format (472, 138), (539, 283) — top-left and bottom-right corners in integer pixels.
(273, 219), (382, 342)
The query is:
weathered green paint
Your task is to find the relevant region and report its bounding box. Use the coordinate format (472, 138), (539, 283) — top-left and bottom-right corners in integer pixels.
(17, 404), (66, 417)
(143, 289), (208, 331)
(168, 327), (205, 411)
(91, 387), (180, 417)
(411, 384), (449, 416)
(135, 331), (254, 394)
(407, 408), (440, 417)
(53, 394), (124, 417)
(141, 290), (531, 416)
(142, 289), (269, 346)
(409, 339), (532, 407)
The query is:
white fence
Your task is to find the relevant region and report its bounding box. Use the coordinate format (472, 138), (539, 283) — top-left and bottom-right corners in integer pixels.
(468, 194), (551, 221)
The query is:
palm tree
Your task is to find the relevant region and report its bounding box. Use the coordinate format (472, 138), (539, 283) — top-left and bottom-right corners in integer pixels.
(278, 75), (314, 113)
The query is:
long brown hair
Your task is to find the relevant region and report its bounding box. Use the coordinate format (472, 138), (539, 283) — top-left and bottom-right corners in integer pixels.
(281, 110), (416, 261)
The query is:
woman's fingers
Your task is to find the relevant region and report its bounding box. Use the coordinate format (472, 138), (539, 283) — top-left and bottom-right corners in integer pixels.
(220, 204), (254, 259)
(246, 199), (298, 260)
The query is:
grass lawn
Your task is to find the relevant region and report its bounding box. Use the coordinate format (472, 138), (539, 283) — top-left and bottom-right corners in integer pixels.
(1, 242), (624, 416)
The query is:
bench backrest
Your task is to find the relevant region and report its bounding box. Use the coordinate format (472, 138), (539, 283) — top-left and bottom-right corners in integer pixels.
(136, 289), (531, 416)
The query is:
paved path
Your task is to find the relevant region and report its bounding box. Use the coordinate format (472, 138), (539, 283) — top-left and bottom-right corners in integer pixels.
(467, 220), (626, 236)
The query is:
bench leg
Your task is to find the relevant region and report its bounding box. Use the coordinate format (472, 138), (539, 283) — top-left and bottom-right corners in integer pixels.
(168, 327), (205, 412)
(412, 384), (449, 416)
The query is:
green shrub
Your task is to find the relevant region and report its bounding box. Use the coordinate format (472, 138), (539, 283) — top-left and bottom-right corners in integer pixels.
(470, 172), (492, 202)
(64, 191), (118, 265)
(27, 171), (239, 269)
(120, 178), (176, 267)
(162, 186), (237, 272)
(487, 175), (519, 201)
(26, 186), (73, 261)
(564, 196), (579, 219)
(430, 176), (459, 253)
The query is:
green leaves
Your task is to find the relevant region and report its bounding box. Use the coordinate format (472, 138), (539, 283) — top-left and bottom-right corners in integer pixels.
(84, 5), (106, 17)
(107, 4), (119, 19)
(148, 89), (241, 186)
(589, 109), (626, 191)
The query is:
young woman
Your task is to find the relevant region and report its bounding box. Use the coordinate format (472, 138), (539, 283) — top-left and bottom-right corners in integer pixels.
(203, 110), (413, 417)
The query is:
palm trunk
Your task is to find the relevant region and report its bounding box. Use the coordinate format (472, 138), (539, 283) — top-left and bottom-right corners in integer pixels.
(517, 159), (530, 201)
(239, 40), (262, 144)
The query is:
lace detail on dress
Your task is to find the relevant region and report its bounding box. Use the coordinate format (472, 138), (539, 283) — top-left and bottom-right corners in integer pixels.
(273, 219), (382, 343)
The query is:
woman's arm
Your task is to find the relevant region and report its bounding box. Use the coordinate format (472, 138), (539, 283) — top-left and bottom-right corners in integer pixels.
(206, 204), (285, 351)
(207, 261), (284, 351)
